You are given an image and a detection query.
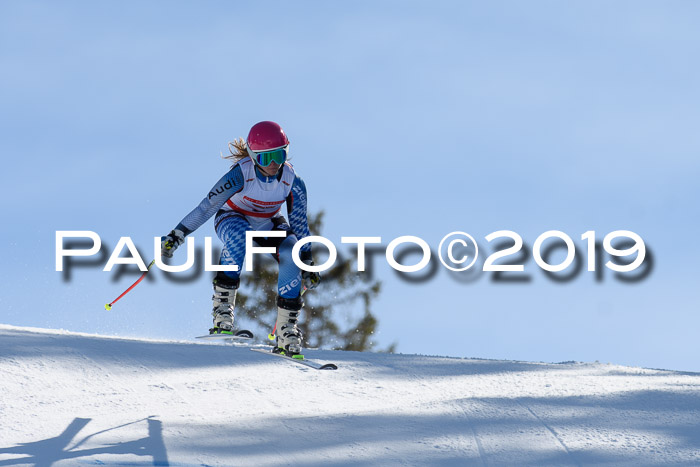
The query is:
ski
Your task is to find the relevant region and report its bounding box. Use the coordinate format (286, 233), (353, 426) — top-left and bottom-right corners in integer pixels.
(196, 329), (254, 342)
(250, 348), (338, 370)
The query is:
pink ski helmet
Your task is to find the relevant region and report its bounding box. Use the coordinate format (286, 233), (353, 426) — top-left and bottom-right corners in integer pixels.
(247, 121), (289, 152)
(246, 121), (290, 170)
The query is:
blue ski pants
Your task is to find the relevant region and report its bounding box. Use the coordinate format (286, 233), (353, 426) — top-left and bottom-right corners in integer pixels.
(214, 213), (302, 299)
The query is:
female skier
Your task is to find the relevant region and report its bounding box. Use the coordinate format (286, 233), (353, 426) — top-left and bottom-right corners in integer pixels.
(160, 121), (320, 356)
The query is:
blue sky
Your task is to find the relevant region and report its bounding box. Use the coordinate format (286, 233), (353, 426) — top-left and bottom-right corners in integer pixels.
(1, 1), (699, 371)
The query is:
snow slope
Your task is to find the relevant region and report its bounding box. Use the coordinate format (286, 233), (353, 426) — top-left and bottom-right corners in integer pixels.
(1, 324), (699, 466)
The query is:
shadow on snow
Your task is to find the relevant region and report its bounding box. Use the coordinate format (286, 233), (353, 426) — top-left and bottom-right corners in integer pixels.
(0, 417), (168, 466)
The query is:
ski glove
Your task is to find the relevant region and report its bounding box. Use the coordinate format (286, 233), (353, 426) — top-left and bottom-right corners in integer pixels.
(161, 229), (185, 258)
(300, 255), (321, 290)
(302, 268), (321, 290)
(299, 250), (320, 290)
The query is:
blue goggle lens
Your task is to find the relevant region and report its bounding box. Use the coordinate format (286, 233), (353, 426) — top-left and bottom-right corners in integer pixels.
(255, 148), (287, 167)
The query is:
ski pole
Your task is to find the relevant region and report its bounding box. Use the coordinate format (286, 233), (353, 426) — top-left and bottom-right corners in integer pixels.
(104, 259), (156, 310)
(268, 285), (307, 341)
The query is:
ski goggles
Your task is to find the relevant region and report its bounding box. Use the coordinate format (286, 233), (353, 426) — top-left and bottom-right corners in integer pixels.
(252, 146), (288, 167)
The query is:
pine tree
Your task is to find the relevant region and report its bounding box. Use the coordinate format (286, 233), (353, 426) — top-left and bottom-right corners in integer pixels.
(235, 211), (393, 352)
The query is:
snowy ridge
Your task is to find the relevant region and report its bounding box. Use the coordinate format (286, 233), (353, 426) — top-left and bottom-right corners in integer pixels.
(1, 324), (699, 466)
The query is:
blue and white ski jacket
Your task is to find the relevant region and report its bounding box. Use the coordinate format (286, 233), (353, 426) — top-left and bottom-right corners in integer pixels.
(172, 157), (312, 253)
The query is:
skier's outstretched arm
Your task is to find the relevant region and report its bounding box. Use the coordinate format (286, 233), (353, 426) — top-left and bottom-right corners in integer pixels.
(286, 175), (320, 289)
(161, 165), (244, 257)
(287, 175), (312, 253)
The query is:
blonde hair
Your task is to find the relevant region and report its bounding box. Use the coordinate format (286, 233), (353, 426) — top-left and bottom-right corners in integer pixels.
(222, 138), (249, 168)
